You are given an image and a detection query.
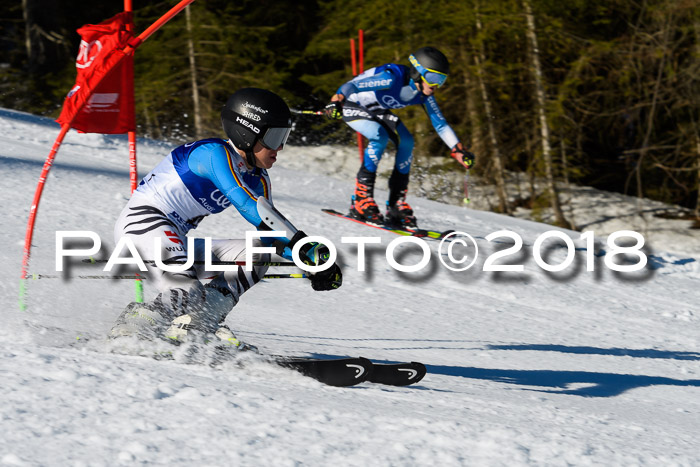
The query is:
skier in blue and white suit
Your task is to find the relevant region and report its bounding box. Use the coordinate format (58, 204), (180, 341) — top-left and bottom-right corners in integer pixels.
(110, 88), (342, 346)
(325, 46), (475, 228)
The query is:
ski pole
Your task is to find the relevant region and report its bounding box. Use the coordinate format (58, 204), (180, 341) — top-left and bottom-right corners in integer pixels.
(27, 273), (308, 280)
(291, 109), (324, 116)
(260, 273), (307, 280)
(81, 259), (298, 267)
(463, 170), (471, 205)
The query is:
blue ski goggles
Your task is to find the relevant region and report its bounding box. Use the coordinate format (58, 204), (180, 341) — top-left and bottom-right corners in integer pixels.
(421, 70), (448, 88)
(260, 126), (292, 150)
(409, 54), (448, 88)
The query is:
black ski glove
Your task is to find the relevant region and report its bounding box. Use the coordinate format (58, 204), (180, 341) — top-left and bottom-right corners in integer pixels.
(309, 263), (343, 291)
(288, 231), (343, 291)
(300, 241), (343, 291)
(451, 146), (475, 169)
(324, 100), (343, 120)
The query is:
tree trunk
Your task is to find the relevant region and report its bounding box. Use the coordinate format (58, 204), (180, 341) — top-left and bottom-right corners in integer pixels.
(458, 53), (483, 207)
(695, 134), (700, 217)
(522, 0), (569, 228)
(636, 11), (674, 212)
(21, 0), (68, 74)
(22, 0), (31, 61)
(695, 19), (700, 217)
(186, 6), (203, 139)
(474, 6), (511, 214)
(459, 45), (484, 161)
(560, 138), (569, 186)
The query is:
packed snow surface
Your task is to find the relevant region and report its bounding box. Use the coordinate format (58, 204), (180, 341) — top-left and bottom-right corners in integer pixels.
(1, 108), (699, 465)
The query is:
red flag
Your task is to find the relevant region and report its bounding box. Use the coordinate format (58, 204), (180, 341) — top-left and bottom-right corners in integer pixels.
(57, 12), (135, 134)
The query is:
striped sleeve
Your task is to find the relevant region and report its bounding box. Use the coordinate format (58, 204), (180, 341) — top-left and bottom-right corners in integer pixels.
(188, 143), (263, 227)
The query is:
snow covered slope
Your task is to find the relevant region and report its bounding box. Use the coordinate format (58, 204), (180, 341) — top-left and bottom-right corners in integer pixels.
(1, 108), (699, 465)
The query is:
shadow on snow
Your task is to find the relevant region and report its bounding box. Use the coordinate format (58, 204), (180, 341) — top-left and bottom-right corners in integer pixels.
(267, 337), (700, 398)
(301, 352), (700, 397)
(424, 364), (700, 398)
(487, 344), (700, 361)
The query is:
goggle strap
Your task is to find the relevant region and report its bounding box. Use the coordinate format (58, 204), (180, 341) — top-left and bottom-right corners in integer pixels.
(409, 54), (447, 87)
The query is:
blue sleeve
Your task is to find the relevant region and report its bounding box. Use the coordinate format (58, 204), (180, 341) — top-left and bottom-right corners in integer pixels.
(423, 96), (459, 149)
(187, 143), (263, 227)
(188, 144), (298, 253)
(338, 69), (396, 96)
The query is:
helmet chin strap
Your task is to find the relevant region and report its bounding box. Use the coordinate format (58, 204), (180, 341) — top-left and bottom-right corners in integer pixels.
(228, 138), (259, 169)
(245, 149), (258, 169)
(414, 78), (427, 94)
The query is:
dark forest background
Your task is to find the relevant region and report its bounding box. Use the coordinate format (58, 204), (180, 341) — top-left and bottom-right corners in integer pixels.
(2, 0), (699, 224)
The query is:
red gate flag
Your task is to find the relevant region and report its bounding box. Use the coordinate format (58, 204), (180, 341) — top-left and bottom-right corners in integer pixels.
(56, 12), (135, 134)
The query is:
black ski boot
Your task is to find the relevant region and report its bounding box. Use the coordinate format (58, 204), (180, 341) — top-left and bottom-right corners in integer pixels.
(385, 189), (417, 229)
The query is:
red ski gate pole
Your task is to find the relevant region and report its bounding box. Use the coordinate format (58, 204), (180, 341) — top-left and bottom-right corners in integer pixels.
(358, 29), (364, 74)
(124, 0), (144, 303)
(350, 38), (357, 76)
(19, 0), (195, 311)
(351, 30), (365, 164)
(19, 123), (71, 310)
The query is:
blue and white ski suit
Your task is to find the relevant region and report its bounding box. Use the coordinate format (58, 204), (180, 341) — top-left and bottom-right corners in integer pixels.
(114, 138), (295, 314)
(337, 63), (460, 179)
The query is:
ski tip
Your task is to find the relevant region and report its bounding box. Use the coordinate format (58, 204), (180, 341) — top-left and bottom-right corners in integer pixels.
(367, 361), (427, 386)
(321, 208), (344, 215)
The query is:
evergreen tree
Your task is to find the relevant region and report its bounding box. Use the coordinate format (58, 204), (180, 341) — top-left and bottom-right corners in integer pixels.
(1, 0), (698, 214)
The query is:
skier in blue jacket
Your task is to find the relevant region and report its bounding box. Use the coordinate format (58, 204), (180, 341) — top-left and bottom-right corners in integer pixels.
(325, 47), (475, 227)
(109, 88), (342, 346)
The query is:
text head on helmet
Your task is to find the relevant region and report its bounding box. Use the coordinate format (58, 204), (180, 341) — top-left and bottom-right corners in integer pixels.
(221, 88), (293, 167)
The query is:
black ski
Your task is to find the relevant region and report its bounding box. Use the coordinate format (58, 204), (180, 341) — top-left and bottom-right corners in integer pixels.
(368, 361), (427, 386)
(276, 357), (426, 387)
(275, 356), (373, 387)
(76, 333), (424, 387)
(322, 208), (455, 241)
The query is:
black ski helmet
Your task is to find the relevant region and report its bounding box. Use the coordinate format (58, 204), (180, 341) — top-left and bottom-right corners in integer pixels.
(408, 47), (450, 87)
(221, 88), (292, 166)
